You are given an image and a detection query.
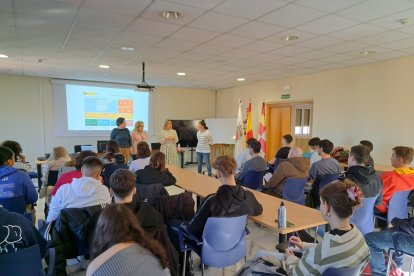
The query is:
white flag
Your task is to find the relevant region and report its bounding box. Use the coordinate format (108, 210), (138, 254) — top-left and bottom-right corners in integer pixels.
(234, 100), (244, 158)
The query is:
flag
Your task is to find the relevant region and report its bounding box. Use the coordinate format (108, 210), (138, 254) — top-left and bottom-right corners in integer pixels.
(258, 102), (266, 158)
(234, 100), (244, 158)
(245, 101), (253, 142)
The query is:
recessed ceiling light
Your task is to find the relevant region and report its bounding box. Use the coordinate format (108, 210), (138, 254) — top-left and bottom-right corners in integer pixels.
(237, 78), (246, 82)
(399, 18), (411, 25)
(360, 50), (376, 55)
(0, 54), (9, 58)
(282, 35), (299, 41)
(99, 64), (110, 69)
(160, 11), (182, 20)
(120, 46), (135, 51)
(177, 72), (186, 76)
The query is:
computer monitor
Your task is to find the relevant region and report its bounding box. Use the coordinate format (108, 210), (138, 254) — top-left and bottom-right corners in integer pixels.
(74, 145), (93, 153)
(97, 140), (110, 153)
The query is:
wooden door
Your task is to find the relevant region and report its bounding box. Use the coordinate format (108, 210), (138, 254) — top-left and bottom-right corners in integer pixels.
(266, 106), (291, 160)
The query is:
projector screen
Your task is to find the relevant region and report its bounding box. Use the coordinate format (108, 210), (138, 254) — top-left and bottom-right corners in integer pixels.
(52, 80), (151, 137)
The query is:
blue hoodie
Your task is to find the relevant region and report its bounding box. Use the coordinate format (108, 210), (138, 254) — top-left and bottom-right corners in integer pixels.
(0, 166), (38, 204)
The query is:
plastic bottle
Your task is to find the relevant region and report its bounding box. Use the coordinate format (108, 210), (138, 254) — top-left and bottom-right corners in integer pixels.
(278, 201), (287, 229)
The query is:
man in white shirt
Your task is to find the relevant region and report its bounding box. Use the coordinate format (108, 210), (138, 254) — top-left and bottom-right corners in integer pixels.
(46, 156), (111, 223)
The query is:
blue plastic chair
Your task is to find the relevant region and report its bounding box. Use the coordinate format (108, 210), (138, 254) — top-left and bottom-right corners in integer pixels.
(318, 173), (340, 189)
(179, 215), (248, 275)
(321, 261), (367, 276)
(375, 190), (411, 223)
(350, 195), (378, 235)
(242, 171), (266, 190)
(282, 177), (308, 205)
(0, 245), (43, 275)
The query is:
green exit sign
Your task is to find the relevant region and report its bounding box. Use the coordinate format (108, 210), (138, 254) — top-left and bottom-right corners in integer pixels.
(281, 93), (290, 99)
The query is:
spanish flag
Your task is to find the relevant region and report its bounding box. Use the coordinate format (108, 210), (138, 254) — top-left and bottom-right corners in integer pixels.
(258, 102), (266, 157)
(245, 101), (253, 141)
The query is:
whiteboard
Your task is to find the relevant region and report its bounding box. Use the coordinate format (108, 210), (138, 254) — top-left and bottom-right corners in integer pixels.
(205, 118), (237, 144)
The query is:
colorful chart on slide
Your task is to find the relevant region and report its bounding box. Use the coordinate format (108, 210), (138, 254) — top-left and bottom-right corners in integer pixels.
(84, 91), (133, 127)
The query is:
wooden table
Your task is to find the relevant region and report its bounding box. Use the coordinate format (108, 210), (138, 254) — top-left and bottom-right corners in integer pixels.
(167, 165), (327, 242)
(339, 162), (393, 173)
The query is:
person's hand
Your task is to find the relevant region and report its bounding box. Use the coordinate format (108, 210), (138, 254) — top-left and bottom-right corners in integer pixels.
(388, 222), (394, 228)
(288, 236), (303, 249)
(284, 249), (294, 258)
(18, 154), (26, 163)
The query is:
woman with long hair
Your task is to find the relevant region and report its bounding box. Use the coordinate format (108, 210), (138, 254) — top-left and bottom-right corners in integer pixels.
(40, 146), (70, 198)
(159, 120), (179, 167)
(129, 141), (151, 173)
(131, 121), (147, 160)
(256, 179), (369, 275)
(196, 120), (213, 176)
(135, 152), (176, 186)
(87, 204), (170, 276)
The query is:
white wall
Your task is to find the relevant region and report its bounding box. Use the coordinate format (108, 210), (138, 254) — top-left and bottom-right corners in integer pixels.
(216, 55), (414, 165)
(0, 74), (216, 164)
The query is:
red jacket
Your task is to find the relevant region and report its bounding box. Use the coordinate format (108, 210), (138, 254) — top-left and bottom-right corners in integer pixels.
(375, 167), (414, 213)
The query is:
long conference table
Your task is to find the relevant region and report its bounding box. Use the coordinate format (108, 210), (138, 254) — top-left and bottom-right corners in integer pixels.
(167, 165), (327, 242)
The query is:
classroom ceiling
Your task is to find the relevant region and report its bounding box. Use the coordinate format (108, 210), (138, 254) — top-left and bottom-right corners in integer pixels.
(1, 0), (414, 89)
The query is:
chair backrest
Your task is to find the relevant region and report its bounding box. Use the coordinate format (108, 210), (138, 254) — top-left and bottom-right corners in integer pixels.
(136, 183), (168, 204)
(101, 163), (128, 188)
(319, 173), (340, 189)
(321, 262), (366, 276)
(47, 170), (59, 186)
(243, 171), (266, 190)
(0, 245), (43, 276)
(388, 190), (411, 223)
(350, 195), (378, 235)
(0, 195), (26, 214)
(201, 215), (248, 267)
(283, 177), (308, 205)
(57, 166), (76, 179)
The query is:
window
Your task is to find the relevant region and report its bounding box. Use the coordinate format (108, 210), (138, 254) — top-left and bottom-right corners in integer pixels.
(294, 106), (312, 136)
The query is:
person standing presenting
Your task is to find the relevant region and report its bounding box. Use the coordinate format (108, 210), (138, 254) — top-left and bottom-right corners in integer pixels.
(159, 120), (179, 167)
(110, 117), (132, 163)
(130, 121), (147, 160)
(196, 120), (214, 176)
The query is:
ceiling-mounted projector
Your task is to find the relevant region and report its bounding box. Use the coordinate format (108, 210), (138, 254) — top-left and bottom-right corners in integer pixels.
(136, 62), (155, 91)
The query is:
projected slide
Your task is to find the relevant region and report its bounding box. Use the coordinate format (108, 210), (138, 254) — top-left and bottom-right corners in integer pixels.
(66, 84), (149, 131)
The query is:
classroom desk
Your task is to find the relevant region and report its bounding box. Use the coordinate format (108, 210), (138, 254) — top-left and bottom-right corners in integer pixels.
(167, 165), (327, 242)
(339, 162), (393, 173)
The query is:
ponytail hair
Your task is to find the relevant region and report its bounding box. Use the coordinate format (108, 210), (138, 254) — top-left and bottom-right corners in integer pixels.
(320, 179), (362, 219)
(199, 120), (208, 130)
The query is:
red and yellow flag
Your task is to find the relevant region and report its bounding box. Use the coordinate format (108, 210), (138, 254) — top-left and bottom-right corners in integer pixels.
(245, 101), (253, 141)
(258, 102), (266, 157)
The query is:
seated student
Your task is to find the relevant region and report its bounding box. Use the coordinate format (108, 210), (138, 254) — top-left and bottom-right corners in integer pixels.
(135, 152), (176, 186)
(0, 146), (38, 206)
(50, 150), (99, 196)
(365, 217), (414, 276)
(257, 180), (369, 275)
(235, 138), (256, 174)
(235, 139), (267, 184)
(40, 146), (71, 198)
(1, 140), (31, 173)
(186, 155), (263, 240)
(307, 137), (321, 165)
(87, 204), (170, 276)
(102, 140), (125, 165)
(360, 140), (375, 167)
(267, 134), (293, 173)
(109, 169), (179, 275)
(129, 142), (151, 173)
(0, 205), (46, 257)
(344, 145), (382, 198)
(47, 156), (111, 222)
(375, 146), (414, 214)
(263, 147), (310, 196)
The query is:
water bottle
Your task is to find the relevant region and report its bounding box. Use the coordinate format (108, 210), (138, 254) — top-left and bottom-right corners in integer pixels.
(278, 201), (287, 229)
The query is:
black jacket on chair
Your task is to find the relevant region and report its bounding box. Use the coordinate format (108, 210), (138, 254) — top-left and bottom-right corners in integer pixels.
(187, 185), (263, 240)
(135, 166), (176, 186)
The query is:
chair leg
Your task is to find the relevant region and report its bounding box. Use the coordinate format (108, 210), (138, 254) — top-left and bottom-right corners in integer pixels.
(386, 250), (393, 276)
(410, 256), (414, 276)
(222, 268), (225, 276)
(314, 226), (318, 242)
(182, 250), (187, 276)
(201, 264), (204, 276)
